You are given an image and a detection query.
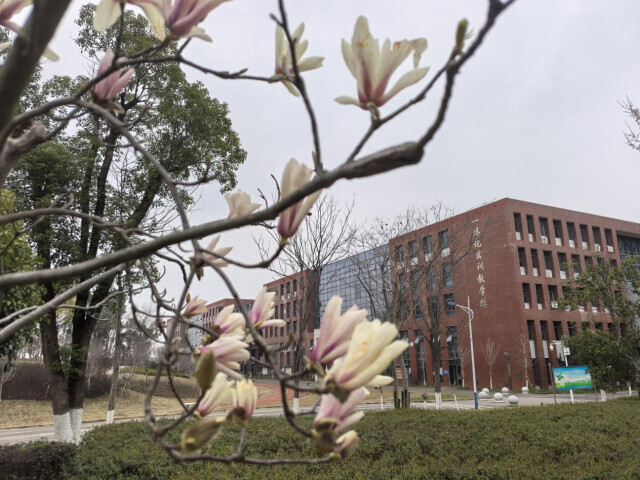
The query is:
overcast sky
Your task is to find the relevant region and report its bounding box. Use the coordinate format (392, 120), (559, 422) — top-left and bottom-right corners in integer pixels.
(43, 0), (640, 305)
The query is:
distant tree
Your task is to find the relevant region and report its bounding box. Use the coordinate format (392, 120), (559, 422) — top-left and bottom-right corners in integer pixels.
(563, 329), (633, 392)
(559, 254), (640, 394)
(481, 338), (499, 389)
(0, 358), (17, 402)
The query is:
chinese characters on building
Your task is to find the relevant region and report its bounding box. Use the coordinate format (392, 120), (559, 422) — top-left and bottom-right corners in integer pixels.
(473, 220), (488, 308)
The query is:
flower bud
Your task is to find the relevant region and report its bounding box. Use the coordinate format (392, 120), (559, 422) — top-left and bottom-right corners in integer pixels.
(455, 18), (469, 53)
(180, 417), (225, 453)
(194, 350), (217, 392)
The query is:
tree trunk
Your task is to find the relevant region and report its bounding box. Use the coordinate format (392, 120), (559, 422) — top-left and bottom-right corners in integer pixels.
(39, 306), (72, 442)
(431, 337), (442, 409)
(107, 283), (123, 424)
(392, 358), (400, 409)
(399, 357), (409, 408)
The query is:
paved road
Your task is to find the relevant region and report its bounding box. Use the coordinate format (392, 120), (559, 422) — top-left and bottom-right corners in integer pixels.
(0, 391), (635, 445)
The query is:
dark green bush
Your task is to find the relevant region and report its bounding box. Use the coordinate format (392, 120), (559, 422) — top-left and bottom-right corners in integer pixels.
(69, 398), (640, 479)
(120, 366), (190, 378)
(0, 441), (77, 479)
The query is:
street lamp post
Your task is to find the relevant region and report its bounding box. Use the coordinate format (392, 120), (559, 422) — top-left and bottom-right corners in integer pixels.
(448, 297), (478, 410)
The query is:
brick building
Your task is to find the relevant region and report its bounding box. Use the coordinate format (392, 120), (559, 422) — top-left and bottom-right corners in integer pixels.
(261, 271), (319, 375)
(390, 198), (640, 390)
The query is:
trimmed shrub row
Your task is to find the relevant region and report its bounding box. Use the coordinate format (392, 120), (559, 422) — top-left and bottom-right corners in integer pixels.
(68, 398), (640, 480)
(0, 441), (77, 480)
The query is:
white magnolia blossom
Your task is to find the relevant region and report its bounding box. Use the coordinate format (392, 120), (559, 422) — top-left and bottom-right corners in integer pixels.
(92, 49), (134, 110)
(248, 287), (285, 330)
(184, 295), (207, 317)
(277, 158), (322, 239)
(162, 0), (231, 41)
(324, 319), (408, 392)
(203, 235), (232, 267)
(0, 0), (58, 60)
(199, 336), (249, 379)
(313, 387), (368, 434)
(224, 190), (260, 219)
(336, 16), (428, 109)
(197, 372), (232, 417)
(330, 430), (360, 460)
(94, 0), (165, 40)
(309, 296), (367, 366)
(211, 305), (244, 337)
(274, 22), (324, 96)
(231, 379), (257, 425)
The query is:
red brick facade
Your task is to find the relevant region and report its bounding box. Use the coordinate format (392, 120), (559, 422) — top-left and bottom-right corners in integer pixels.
(390, 198), (640, 390)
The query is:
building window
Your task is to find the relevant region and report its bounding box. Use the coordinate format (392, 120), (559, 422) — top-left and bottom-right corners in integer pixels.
(269, 327), (273, 338)
(293, 279), (298, 293)
(518, 247), (526, 273)
(293, 300), (298, 316)
(539, 217), (549, 238)
(427, 267), (436, 291)
(567, 222), (576, 243)
(286, 282), (290, 295)
(535, 284), (543, 308)
(286, 302), (291, 318)
(443, 263), (453, 287)
(553, 220), (563, 242)
(543, 250), (553, 271)
(274, 305), (278, 319)
(395, 245), (404, 264)
(280, 326), (284, 336)
(444, 294), (455, 316)
(439, 230), (450, 250)
(548, 285), (558, 304)
(595, 322), (603, 330)
(408, 240), (417, 258)
(581, 321), (590, 331)
(423, 235), (433, 255)
(592, 226), (602, 246)
(398, 273), (406, 293)
(568, 322), (576, 336)
(571, 254), (581, 275)
(514, 213), (523, 235)
(293, 321), (297, 333)
(580, 224), (589, 245)
(428, 296), (438, 319)
(414, 300), (423, 318)
(280, 284), (284, 297)
(553, 321), (562, 340)
(531, 249), (540, 272)
(526, 215), (535, 239)
(604, 229), (613, 249)
(522, 283), (531, 307)
(558, 253), (568, 272)
(410, 270), (420, 292)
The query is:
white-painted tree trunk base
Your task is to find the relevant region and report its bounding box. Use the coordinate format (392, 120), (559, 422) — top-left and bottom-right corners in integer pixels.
(435, 392), (442, 410)
(600, 390), (607, 402)
(54, 412), (73, 443)
(70, 408), (83, 443)
(293, 397), (300, 412)
(106, 409), (115, 424)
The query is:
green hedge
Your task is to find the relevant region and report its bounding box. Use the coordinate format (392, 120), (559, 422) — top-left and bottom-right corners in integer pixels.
(69, 398), (640, 480)
(0, 441), (77, 479)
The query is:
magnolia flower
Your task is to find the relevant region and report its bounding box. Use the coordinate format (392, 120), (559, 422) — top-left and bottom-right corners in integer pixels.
(330, 430), (359, 460)
(211, 305), (244, 337)
(313, 387), (368, 437)
(277, 158), (322, 239)
(324, 319), (408, 394)
(224, 190), (260, 219)
(93, 0), (165, 40)
(274, 23), (324, 96)
(162, 0), (231, 41)
(336, 16), (428, 109)
(197, 372), (232, 417)
(231, 379), (257, 426)
(309, 296), (367, 366)
(0, 0), (58, 60)
(199, 335), (249, 378)
(92, 49), (134, 111)
(184, 295), (207, 317)
(248, 287), (285, 330)
(203, 235), (232, 267)
(180, 417), (225, 453)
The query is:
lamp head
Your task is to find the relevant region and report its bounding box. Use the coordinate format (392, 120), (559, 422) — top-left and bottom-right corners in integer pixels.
(447, 301), (456, 307)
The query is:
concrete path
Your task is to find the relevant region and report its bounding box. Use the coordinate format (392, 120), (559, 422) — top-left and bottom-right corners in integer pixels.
(0, 390), (635, 445)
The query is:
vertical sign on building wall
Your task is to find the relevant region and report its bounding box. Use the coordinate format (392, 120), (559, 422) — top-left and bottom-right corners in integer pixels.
(473, 219), (488, 308)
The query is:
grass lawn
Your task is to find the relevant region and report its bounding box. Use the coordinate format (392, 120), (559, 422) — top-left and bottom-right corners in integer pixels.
(0, 373), (473, 428)
(64, 397), (640, 480)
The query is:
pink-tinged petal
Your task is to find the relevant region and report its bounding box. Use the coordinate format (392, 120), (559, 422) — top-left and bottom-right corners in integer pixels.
(105, 68), (134, 99)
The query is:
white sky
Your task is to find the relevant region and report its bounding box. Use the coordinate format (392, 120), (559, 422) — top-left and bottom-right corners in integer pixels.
(41, 0), (640, 305)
